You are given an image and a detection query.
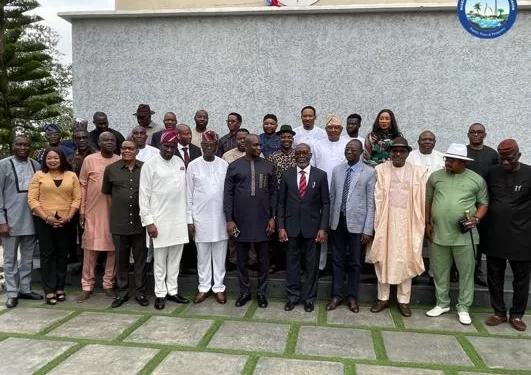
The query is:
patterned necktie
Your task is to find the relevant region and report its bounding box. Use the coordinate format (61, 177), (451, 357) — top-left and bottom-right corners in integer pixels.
(299, 171), (307, 199)
(182, 147), (190, 167)
(340, 168), (353, 213)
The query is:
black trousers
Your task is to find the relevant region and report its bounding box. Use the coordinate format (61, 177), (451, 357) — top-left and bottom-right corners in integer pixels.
(237, 241), (269, 295)
(285, 235), (320, 303)
(487, 256), (531, 318)
(181, 237), (197, 270)
(34, 217), (74, 295)
(113, 234), (147, 297)
(330, 215), (362, 301)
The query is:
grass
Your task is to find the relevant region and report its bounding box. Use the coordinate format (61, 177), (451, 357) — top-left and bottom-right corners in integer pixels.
(0, 291), (530, 374)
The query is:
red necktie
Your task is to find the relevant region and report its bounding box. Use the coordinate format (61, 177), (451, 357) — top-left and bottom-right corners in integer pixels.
(182, 147), (190, 167)
(299, 171), (307, 199)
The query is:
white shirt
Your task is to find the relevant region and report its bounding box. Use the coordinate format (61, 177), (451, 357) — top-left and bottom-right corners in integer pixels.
(311, 137), (349, 187)
(406, 149), (445, 176)
(136, 144), (159, 163)
(296, 165), (311, 189)
(292, 126), (327, 148)
(341, 134), (365, 149)
(186, 157), (229, 243)
(139, 155), (188, 247)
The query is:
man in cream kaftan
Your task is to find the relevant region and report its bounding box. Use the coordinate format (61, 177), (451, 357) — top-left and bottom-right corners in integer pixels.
(139, 130), (189, 310)
(186, 131), (229, 304)
(366, 137), (427, 317)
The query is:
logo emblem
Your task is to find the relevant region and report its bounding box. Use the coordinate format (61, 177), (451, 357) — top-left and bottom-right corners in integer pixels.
(458, 0), (517, 38)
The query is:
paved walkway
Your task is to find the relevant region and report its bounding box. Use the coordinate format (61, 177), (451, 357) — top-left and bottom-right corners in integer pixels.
(0, 291), (529, 375)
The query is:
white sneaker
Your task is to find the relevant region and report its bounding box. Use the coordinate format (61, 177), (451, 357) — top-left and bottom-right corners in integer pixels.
(426, 306), (450, 317)
(458, 311), (472, 325)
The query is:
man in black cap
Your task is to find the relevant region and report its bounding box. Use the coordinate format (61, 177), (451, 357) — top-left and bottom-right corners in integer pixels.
(134, 104), (163, 144)
(34, 123), (74, 163)
(366, 137), (427, 318)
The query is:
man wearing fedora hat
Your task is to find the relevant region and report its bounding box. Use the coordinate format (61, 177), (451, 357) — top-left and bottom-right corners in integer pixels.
(134, 104), (163, 144)
(425, 143), (488, 325)
(366, 137), (427, 318)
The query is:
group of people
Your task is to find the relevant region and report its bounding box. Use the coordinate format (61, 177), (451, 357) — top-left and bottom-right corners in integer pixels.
(0, 104), (529, 332)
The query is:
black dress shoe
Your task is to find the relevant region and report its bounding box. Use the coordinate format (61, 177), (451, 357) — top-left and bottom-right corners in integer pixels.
(235, 293), (251, 307)
(284, 301), (297, 311)
(154, 297), (165, 310)
(18, 292), (43, 300)
(135, 294), (150, 307)
(166, 294), (189, 304)
(304, 300), (314, 312)
(111, 295), (129, 308)
(257, 294), (268, 308)
(6, 298), (18, 308)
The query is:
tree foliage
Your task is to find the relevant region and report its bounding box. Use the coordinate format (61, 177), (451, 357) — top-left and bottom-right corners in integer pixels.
(0, 0), (71, 155)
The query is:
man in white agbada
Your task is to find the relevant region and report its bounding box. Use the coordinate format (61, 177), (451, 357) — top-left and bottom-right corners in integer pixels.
(132, 125), (159, 163)
(406, 131), (445, 176)
(186, 130), (229, 304)
(310, 114), (348, 272)
(139, 129), (190, 310)
(292, 106), (327, 148)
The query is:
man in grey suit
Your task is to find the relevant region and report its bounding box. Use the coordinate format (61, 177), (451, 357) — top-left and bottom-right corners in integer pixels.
(278, 143), (330, 313)
(326, 139), (376, 313)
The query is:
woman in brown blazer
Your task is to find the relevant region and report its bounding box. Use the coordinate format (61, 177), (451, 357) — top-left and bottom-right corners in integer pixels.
(28, 147), (81, 304)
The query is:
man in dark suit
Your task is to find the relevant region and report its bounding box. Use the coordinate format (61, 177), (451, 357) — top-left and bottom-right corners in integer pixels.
(151, 112), (177, 149)
(175, 123), (202, 274)
(175, 124), (202, 166)
(278, 143), (330, 312)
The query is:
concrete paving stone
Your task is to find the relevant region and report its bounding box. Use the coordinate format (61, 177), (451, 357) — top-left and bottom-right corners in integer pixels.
(208, 321), (289, 353)
(183, 297), (249, 318)
(152, 351), (248, 375)
(253, 357), (343, 375)
(473, 313), (531, 337)
(48, 311), (140, 340)
(382, 331), (473, 366)
(0, 307), (71, 334)
(58, 292), (114, 309)
(47, 344), (158, 375)
(252, 301), (317, 322)
(125, 316), (214, 346)
(356, 364), (444, 375)
(467, 336), (531, 370)
(326, 305), (395, 328)
(0, 338), (75, 375)
(404, 310), (477, 332)
(296, 326), (376, 359)
(66, 292), (178, 314)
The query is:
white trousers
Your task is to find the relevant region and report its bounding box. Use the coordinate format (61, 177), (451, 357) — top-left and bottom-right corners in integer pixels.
(197, 240), (228, 293)
(319, 240), (328, 271)
(377, 279), (413, 304)
(153, 244), (184, 298)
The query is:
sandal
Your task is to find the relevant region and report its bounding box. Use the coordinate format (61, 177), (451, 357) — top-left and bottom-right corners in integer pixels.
(56, 292), (66, 302)
(46, 294), (57, 305)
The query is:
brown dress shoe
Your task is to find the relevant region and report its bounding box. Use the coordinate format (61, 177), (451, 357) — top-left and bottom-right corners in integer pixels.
(193, 292), (207, 304)
(397, 303), (412, 317)
(77, 291), (92, 303)
(215, 292), (227, 304)
(348, 300), (359, 313)
(326, 298), (342, 311)
(509, 317), (527, 331)
(103, 288), (115, 298)
(370, 300), (390, 313)
(485, 314), (507, 326)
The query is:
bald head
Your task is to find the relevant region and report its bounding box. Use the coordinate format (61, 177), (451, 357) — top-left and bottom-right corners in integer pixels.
(163, 112), (177, 130)
(132, 126), (148, 148)
(418, 130), (436, 155)
(468, 122), (486, 148)
(176, 123), (192, 146)
(245, 134), (261, 158)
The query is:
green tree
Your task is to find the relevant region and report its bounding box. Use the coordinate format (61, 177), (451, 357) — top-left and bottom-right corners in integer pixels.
(498, 8), (504, 17)
(473, 2), (482, 14)
(0, 0), (65, 155)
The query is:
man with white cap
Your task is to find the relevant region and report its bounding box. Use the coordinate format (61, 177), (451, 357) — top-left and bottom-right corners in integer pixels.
(139, 129), (190, 310)
(310, 114), (349, 274)
(186, 130), (229, 304)
(425, 143), (488, 325)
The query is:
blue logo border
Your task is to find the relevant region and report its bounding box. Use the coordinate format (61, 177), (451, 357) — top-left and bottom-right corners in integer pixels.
(457, 0), (518, 39)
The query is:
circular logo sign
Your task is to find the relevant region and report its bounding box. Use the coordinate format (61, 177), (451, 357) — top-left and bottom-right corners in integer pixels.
(458, 0), (518, 38)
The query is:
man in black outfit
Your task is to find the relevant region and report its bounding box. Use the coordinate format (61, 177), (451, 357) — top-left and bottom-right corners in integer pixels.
(278, 143), (330, 313)
(465, 122), (499, 286)
(484, 139), (531, 332)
